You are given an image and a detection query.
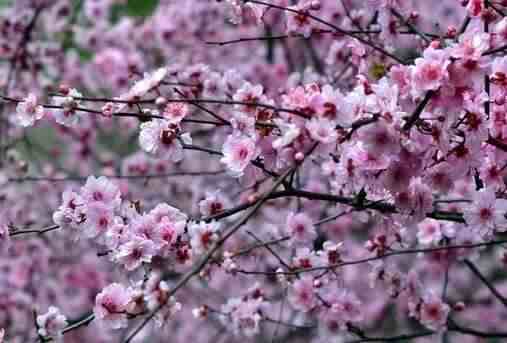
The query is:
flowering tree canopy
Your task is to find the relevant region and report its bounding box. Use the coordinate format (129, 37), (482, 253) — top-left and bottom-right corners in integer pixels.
(1, 0), (507, 342)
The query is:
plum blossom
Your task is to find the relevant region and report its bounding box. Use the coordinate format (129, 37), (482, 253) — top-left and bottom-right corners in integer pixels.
(36, 306), (67, 339)
(411, 47), (450, 96)
(321, 289), (363, 331)
(150, 203), (188, 223)
(139, 119), (192, 161)
(288, 276), (317, 312)
(13, 93), (44, 127)
(84, 202), (115, 239)
(417, 218), (443, 245)
(466, 0), (483, 17)
(94, 283), (132, 329)
(115, 236), (157, 271)
(52, 190), (85, 230)
(199, 190), (228, 216)
(163, 102), (189, 124)
(359, 121), (400, 155)
(121, 67), (168, 102)
(81, 176), (121, 209)
(272, 119), (301, 150)
(153, 216), (186, 253)
(221, 297), (266, 337)
(188, 221), (221, 255)
(221, 134), (259, 177)
(52, 88), (83, 127)
(286, 212), (317, 246)
(286, 2), (315, 38)
(419, 292), (450, 331)
(232, 82), (263, 114)
(464, 188), (507, 234)
(306, 117), (338, 144)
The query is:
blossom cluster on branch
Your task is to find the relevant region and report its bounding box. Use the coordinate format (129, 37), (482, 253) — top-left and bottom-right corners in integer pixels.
(1, 0), (507, 342)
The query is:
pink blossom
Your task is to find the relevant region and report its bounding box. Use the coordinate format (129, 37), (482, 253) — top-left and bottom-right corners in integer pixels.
(188, 221), (221, 255)
(286, 2), (314, 38)
(81, 176), (121, 209)
(153, 216), (186, 252)
(149, 203), (188, 223)
(232, 82), (263, 114)
(221, 297), (265, 337)
(286, 212), (317, 246)
(359, 121), (400, 155)
(411, 47), (450, 96)
(466, 0), (483, 17)
(115, 236), (157, 271)
(288, 276), (317, 312)
(199, 190), (228, 216)
(220, 134), (259, 177)
(417, 218), (443, 245)
(52, 190), (85, 230)
(306, 117), (338, 145)
(52, 88), (83, 127)
(36, 306), (67, 339)
(163, 102), (189, 124)
(84, 202), (115, 239)
(464, 188), (507, 234)
(272, 119), (301, 150)
(139, 120), (191, 161)
(419, 292), (450, 331)
(94, 283), (132, 329)
(13, 93), (44, 127)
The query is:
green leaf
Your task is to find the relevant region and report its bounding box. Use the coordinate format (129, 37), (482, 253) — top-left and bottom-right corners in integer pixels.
(125, 0), (159, 17)
(110, 0), (159, 22)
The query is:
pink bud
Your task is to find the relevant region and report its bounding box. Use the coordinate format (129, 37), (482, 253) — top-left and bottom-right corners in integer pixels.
(155, 96), (167, 108)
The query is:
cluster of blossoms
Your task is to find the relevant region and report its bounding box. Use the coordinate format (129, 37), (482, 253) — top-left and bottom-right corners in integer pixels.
(2, 0), (507, 342)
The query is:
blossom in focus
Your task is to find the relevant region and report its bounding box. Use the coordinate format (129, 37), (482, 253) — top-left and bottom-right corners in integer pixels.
(36, 306), (67, 339)
(94, 283), (132, 329)
(13, 93), (44, 127)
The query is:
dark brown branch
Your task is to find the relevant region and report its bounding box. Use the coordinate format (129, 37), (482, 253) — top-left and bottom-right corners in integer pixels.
(464, 259), (507, 307)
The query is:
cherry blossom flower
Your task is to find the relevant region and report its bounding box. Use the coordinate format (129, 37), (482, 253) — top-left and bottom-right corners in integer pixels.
(120, 67), (168, 103)
(188, 221), (221, 255)
(52, 190), (85, 230)
(13, 93), (44, 127)
(150, 203), (188, 223)
(199, 190), (229, 216)
(286, 212), (317, 246)
(419, 292), (450, 331)
(52, 88), (83, 127)
(232, 82), (263, 113)
(359, 121), (400, 156)
(84, 202), (115, 239)
(306, 117), (338, 145)
(288, 276), (317, 312)
(81, 176), (121, 209)
(94, 283), (132, 329)
(286, 2), (314, 38)
(153, 216), (186, 253)
(163, 102), (189, 124)
(466, 0), (483, 17)
(139, 120), (192, 161)
(220, 134), (259, 177)
(221, 297), (266, 337)
(115, 236), (157, 271)
(36, 306), (67, 339)
(272, 119), (301, 150)
(464, 188), (507, 234)
(411, 47), (450, 96)
(321, 289), (363, 329)
(417, 218), (443, 245)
